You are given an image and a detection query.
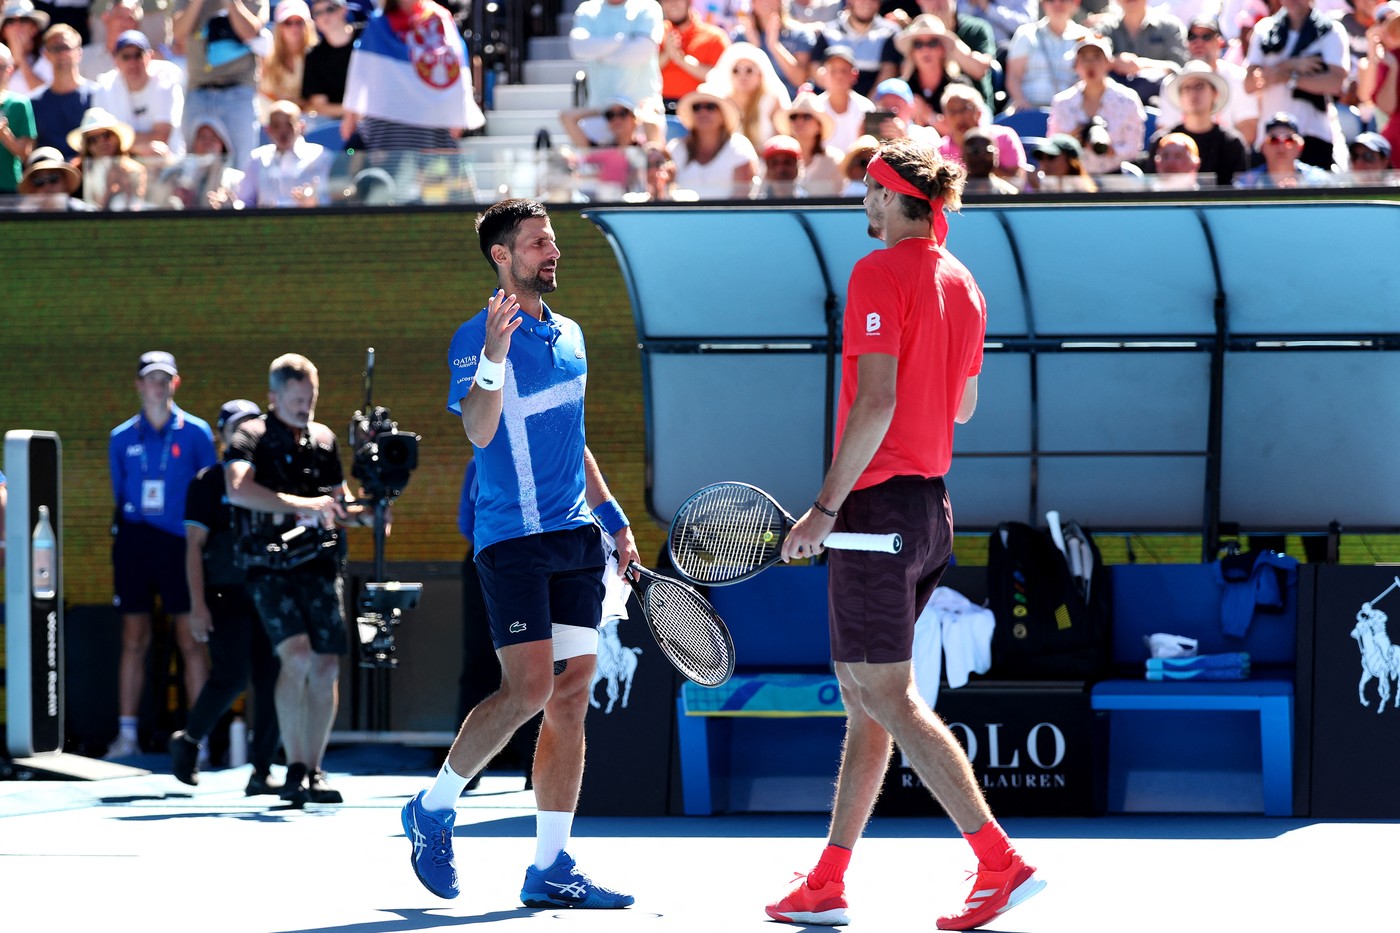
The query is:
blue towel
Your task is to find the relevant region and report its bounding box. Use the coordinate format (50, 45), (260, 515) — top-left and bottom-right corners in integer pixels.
(1145, 652), (1251, 681)
(1215, 551), (1298, 637)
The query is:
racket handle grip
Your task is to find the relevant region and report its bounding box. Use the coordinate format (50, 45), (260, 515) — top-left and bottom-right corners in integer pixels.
(822, 532), (903, 554)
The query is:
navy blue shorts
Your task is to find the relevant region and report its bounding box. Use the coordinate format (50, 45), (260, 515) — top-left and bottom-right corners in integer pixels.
(246, 572), (349, 655)
(112, 521), (192, 615)
(476, 524), (606, 651)
(828, 476), (952, 664)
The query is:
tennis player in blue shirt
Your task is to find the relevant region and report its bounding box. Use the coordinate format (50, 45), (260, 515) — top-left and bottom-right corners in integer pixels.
(105, 351), (218, 759)
(401, 198), (639, 909)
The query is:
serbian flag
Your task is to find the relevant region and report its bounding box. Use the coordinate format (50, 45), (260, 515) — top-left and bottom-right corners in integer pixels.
(343, 1), (485, 130)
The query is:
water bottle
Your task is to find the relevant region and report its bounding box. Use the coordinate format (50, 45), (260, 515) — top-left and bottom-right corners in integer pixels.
(32, 505), (56, 601)
(228, 716), (249, 768)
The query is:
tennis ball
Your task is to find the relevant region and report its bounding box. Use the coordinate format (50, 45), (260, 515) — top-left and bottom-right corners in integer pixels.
(762, 531), (775, 543)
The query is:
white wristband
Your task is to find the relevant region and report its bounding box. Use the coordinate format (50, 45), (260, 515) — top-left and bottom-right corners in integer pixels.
(474, 352), (505, 392)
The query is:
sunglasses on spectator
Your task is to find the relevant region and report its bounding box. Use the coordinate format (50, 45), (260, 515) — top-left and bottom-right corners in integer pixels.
(691, 101), (720, 112)
(1187, 30), (1219, 40)
(281, 17), (306, 26)
(912, 39), (941, 49)
(733, 65), (759, 76)
(117, 49), (145, 60)
(789, 112), (816, 122)
(28, 173), (66, 187)
(1266, 132), (1297, 144)
(604, 108), (633, 120)
(1352, 149), (1386, 162)
(45, 42), (79, 52)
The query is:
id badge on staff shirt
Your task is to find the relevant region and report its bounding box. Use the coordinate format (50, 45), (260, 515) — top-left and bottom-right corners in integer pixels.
(141, 479), (166, 515)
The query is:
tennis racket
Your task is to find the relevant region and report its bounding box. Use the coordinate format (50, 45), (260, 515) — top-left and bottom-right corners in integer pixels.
(625, 562), (735, 688)
(667, 482), (902, 586)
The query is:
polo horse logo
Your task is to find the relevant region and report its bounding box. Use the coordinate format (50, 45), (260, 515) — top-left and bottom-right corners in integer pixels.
(1350, 576), (1400, 714)
(590, 621), (641, 715)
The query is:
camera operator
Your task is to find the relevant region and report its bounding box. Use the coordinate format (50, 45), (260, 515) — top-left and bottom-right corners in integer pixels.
(225, 353), (376, 806)
(1048, 34), (1147, 176)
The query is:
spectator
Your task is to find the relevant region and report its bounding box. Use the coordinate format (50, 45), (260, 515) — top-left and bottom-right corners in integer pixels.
(569, 0), (665, 142)
(562, 94), (647, 194)
(79, 0), (141, 80)
(756, 131), (806, 195)
(957, 0), (1035, 53)
(813, 43), (874, 149)
(1152, 16), (1260, 145)
(870, 75), (941, 142)
(773, 89), (845, 193)
(707, 40), (792, 148)
(169, 398), (283, 796)
(1004, 0), (1089, 111)
(259, 0), (314, 114)
(16, 142), (90, 205)
(1098, 0), (1189, 104)
(31, 24), (94, 159)
(936, 82), (1025, 184)
(1234, 110), (1338, 184)
(301, 0), (358, 121)
(897, 6), (996, 113)
(69, 104), (147, 207)
(237, 99), (329, 206)
(1153, 60), (1249, 185)
(341, 0), (485, 153)
(226, 353), (376, 805)
(731, 0), (817, 97)
(1346, 129), (1394, 179)
(92, 29), (183, 159)
(1151, 129), (1202, 187)
(961, 125), (1019, 192)
(1048, 33), (1146, 175)
(815, 0), (900, 97)
(1029, 132), (1097, 189)
(837, 129), (877, 192)
(627, 138), (699, 199)
(1244, 0), (1349, 169)
(667, 81), (759, 197)
(106, 350), (218, 760)
(658, 0), (728, 111)
(1358, 0), (1400, 167)
(160, 113), (243, 207)
(171, 0), (265, 168)
(0, 43), (36, 192)
(2, 0), (52, 94)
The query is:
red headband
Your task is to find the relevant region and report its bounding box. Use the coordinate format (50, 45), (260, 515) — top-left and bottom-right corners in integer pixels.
(866, 154), (948, 245)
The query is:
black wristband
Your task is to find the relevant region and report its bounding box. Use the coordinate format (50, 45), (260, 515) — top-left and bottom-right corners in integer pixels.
(813, 500), (838, 518)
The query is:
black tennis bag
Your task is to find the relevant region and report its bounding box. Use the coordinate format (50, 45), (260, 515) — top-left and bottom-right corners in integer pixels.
(987, 521), (1110, 680)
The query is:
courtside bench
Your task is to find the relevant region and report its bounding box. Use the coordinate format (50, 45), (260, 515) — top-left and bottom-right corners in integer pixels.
(1091, 563), (1299, 816)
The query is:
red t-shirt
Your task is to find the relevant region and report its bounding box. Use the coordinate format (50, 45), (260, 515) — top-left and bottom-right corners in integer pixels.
(661, 15), (731, 101)
(835, 237), (987, 490)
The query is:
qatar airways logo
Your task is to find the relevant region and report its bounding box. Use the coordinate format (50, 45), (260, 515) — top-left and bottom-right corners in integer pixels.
(866, 312), (881, 335)
(453, 354), (478, 370)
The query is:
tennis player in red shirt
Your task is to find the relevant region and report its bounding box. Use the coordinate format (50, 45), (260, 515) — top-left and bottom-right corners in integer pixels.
(764, 138), (1046, 931)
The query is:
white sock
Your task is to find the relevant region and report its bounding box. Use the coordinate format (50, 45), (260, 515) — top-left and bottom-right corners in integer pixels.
(421, 760), (470, 813)
(534, 810), (574, 870)
(119, 716), (138, 740)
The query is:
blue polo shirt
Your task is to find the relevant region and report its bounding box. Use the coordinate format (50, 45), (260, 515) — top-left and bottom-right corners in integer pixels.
(446, 302), (592, 554)
(109, 404), (217, 538)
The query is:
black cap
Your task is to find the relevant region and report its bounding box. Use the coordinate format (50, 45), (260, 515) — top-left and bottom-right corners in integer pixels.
(137, 350), (178, 377)
(216, 399), (261, 432)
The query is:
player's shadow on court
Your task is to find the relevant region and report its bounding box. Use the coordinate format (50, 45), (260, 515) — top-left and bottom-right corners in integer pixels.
(270, 907), (615, 933)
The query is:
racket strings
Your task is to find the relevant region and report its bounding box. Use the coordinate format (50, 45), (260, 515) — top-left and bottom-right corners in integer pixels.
(645, 580), (733, 686)
(672, 485), (781, 583)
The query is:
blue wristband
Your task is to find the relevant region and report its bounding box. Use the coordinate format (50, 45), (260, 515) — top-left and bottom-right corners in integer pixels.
(594, 499), (629, 535)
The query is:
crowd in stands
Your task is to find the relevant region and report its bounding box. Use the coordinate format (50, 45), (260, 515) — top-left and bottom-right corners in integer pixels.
(4, 0), (1399, 210)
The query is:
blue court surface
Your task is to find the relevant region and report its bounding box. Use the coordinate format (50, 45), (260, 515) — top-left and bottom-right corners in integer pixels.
(0, 744), (1391, 933)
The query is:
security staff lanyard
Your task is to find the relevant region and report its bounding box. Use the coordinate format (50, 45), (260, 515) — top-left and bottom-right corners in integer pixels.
(138, 413), (176, 515)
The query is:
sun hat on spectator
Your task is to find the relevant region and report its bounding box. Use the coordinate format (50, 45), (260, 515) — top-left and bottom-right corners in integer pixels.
(1033, 133), (1084, 160)
(773, 91), (835, 138)
(676, 83), (740, 133)
(839, 134), (880, 177)
(894, 14), (947, 57)
(1, 0), (49, 31)
(68, 107), (136, 155)
(18, 147), (79, 194)
(1162, 60), (1229, 116)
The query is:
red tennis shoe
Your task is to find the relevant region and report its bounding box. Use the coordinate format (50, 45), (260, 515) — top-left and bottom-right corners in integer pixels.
(936, 853), (1045, 931)
(765, 872), (850, 925)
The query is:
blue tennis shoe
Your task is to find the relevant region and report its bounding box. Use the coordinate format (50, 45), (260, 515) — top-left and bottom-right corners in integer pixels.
(401, 791), (459, 899)
(520, 850), (634, 909)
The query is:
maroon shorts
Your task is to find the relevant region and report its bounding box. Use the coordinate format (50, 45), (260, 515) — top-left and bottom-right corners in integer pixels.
(828, 475), (953, 664)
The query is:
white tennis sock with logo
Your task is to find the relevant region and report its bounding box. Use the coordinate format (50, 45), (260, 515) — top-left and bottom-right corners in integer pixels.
(421, 760), (469, 813)
(534, 810), (574, 870)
